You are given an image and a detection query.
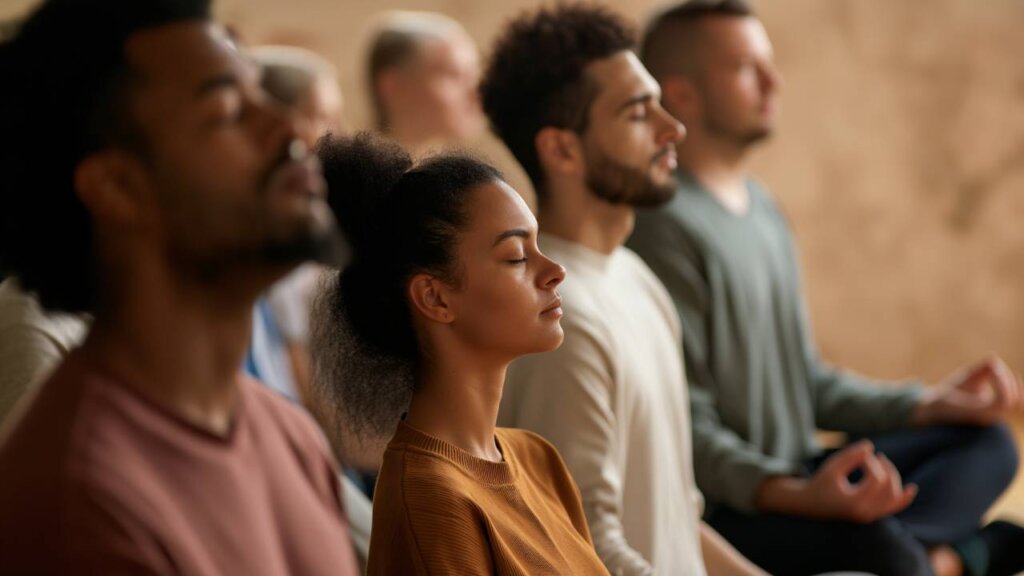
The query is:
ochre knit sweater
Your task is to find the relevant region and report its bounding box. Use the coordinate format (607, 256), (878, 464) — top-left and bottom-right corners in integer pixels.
(367, 422), (610, 575)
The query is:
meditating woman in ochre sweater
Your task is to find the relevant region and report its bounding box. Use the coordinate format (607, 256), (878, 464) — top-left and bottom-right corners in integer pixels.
(313, 133), (610, 575)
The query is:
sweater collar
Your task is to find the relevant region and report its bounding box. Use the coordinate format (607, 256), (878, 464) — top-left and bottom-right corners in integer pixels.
(390, 421), (518, 485)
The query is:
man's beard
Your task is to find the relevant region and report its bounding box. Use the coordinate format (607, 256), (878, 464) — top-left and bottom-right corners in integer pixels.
(255, 142), (350, 270)
(177, 201), (350, 283)
(703, 105), (773, 148)
(710, 123), (772, 148)
(584, 146), (677, 208)
(259, 202), (349, 269)
(160, 141), (351, 282)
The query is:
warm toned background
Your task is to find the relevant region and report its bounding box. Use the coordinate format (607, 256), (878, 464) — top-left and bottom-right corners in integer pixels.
(2, 0), (1021, 520)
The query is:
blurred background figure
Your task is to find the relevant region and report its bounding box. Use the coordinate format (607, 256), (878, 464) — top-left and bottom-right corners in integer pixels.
(0, 0), (358, 571)
(252, 45), (346, 141)
(250, 44), (372, 569)
(246, 44), (347, 406)
(0, 277), (88, 427)
(365, 10), (485, 156)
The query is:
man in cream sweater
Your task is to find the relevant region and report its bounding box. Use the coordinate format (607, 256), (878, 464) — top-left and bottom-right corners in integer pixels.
(482, 5), (764, 576)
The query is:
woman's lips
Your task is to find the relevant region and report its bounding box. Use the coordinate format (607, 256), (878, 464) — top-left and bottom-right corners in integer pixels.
(541, 296), (563, 317)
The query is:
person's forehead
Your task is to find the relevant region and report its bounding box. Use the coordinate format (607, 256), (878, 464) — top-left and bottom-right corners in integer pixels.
(445, 31), (478, 59)
(466, 180), (535, 231)
(308, 77), (343, 112)
(418, 33), (478, 71)
(702, 16), (772, 58)
(124, 21), (250, 90)
(587, 52), (658, 107)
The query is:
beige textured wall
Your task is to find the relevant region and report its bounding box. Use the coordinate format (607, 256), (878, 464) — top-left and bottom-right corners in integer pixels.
(3, 0), (1019, 382)
(755, 0), (1024, 384)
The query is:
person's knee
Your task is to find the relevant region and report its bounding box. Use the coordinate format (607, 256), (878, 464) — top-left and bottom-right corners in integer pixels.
(971, 423), (1019, 487)
(847, 520), (932, 576)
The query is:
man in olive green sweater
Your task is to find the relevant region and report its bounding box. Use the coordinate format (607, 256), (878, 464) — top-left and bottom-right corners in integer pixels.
(628, 2), (1024, 576)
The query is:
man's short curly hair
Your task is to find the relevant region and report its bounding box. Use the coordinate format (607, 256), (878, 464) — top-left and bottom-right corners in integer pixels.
(480, 3), (636, 202)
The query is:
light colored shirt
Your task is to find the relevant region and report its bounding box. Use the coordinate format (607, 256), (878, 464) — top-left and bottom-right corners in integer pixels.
(0, 278), (88, 426)
(341, 473), (372, 571)
(500, 233), (706, 576)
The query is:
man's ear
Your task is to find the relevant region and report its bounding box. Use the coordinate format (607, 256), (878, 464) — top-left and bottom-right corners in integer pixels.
(535, 126), (585, 179)
(407, 272), (455, 324)
(73, 150), (150, 229)
(660, 75), (698, 124)
(374, 69), (405, 116)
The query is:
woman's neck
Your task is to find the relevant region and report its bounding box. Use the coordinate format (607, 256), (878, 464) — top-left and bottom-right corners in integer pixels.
(404, 357), (507, 462)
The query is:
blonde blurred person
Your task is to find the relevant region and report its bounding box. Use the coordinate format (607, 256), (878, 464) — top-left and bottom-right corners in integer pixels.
(248, 45), (345, 406)
(250, 46), (372, 570)
(365, 11), (485, 156)
(251, 45), (346, 142)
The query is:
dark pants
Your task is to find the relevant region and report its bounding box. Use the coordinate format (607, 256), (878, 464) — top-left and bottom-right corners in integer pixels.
(706, 424), (1020, 576)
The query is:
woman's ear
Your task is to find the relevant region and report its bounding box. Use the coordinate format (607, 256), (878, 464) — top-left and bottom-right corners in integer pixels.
(407, 272), (455, 324)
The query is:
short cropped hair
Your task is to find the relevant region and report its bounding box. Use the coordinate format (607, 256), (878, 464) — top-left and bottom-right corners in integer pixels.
(640, 0), (754, 82)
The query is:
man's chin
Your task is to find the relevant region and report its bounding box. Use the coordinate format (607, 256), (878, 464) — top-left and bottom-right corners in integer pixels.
(262, 225), (349, 270)
(633, 173), (679, 207)
(629, 186), (676, 208)
(743, 126), (774, 146)
(260, 205), (349, 269)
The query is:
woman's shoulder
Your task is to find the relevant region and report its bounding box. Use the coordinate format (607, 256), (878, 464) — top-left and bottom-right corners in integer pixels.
(496, 428), (569, 475)
(496, 428), (584, 509)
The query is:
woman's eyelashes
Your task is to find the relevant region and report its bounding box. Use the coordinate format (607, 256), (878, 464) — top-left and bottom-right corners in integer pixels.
(497, 238), (537, 265)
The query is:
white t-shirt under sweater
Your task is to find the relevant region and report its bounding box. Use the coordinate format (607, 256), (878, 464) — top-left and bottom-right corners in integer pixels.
(499, 233), (706, 576)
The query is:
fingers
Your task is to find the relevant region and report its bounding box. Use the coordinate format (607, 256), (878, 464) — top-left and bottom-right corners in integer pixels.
(1017, 372), (1024, 411)
(990, 358), (1020, 408)
(957, 359), (996, 392)
(877, 455), (916, 514)
(986, 357), (1014, 410)
(879, 454), (901, 500)
(823, 440), (874, 480)
(845, 451), (917, 523)
(849, 451), (894, 501)
(893, 482), (919, 514)
(855, 449), (887, 495)
(943, 355), (1022, 423)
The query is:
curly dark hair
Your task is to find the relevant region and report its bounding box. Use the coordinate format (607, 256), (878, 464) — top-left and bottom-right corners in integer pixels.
(0, 0), (211, 313)
(312, 132), (503, 439)
(479, 3), (636, 202)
